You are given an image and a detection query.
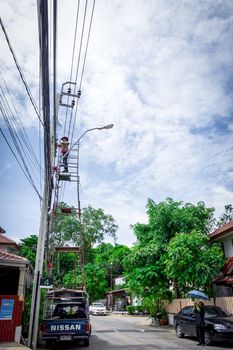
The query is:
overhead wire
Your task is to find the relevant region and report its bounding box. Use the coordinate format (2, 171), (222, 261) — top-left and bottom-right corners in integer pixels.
(67, 0), (88, 139)
(71, 0), (96, 144)
(0, 86), (42, 186)
(0, 97), (37, 185)
(0, 108), (42, 200)
(78, 0), (96, 91)
(0, 127), (42, 200)
(58, 0), (82, 203)
(0, 72), (42, 174)
(74, 0), (88, 86)
(0, 17), (44, 127)
(55, 0), (96, 205)
(0, 16), (44, 197)
(63, 0), (80, 134)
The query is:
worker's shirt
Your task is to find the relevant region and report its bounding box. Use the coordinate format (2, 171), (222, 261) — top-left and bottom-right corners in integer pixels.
(60, 141), (69, 155)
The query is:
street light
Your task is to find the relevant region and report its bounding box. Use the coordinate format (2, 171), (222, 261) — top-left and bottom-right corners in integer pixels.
(59, 123), (114, 165)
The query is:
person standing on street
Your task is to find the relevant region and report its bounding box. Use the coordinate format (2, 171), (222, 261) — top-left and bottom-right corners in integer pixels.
(193, 301), (205, 346)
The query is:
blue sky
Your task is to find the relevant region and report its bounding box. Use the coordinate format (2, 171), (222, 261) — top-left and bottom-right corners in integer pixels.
(1, 0), (233, 246)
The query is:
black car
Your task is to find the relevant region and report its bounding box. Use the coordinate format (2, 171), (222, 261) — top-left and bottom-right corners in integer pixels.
(173, 305), (233, 346)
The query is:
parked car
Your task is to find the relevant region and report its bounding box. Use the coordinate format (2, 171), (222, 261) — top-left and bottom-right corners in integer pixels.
(174, 305), (233, 346)
(89, 303), (108, 316)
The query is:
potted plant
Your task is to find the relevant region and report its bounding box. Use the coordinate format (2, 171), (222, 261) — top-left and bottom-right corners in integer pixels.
(157, 308), (168, 326)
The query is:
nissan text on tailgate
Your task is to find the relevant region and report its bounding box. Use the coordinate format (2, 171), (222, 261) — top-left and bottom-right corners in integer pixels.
(41, 302), (91, 347)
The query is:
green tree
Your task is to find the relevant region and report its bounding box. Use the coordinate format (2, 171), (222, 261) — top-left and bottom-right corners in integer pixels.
(125, 198), (217, 301)
(19, 234), (38, 268)
(92, 243), (130, 287)
(165, 231), (225, 296)
(84, 263), (108, 303)
(124, 242), (171, 299)
(52, 203), (118, 260)
(52, 252), (79, 287)
(63, 270), (82, 289)
(143, 198), (215, 246)
(217, 204), (233, 227)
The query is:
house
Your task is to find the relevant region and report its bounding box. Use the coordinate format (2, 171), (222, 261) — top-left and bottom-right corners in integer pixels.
(106, 288), (131, 311)
(0, 226), (20, 254)
(209, 220), (233, 296)
(0, 228), (33, 342)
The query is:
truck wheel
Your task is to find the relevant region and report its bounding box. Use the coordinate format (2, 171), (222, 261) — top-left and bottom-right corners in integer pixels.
(45, 340), (54, 348)
(83, 339), (90, 347)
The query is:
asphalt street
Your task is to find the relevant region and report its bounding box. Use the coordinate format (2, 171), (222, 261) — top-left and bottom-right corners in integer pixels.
(40, 314), (233, 350)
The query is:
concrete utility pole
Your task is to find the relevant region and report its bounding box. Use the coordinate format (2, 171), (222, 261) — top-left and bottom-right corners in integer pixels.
(27, 186), (49, 349)
(28, 0), (51, 348)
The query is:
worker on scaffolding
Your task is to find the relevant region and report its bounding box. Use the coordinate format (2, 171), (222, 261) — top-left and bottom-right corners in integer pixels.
(58, 136), (69, 172)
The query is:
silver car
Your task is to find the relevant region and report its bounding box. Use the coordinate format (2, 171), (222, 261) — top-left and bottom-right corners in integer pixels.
(89, 302), (108, 316)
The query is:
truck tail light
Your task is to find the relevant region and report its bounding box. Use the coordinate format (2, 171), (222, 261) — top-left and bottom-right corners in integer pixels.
(86, 322), (90, 333)
(41, 322), (46, 335)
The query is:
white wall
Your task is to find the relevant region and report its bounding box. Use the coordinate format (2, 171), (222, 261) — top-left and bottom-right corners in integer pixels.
(223, 239), (233, 258)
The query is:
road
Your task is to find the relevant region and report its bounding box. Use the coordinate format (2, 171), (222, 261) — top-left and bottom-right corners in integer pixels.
(41, 314), (233, 349)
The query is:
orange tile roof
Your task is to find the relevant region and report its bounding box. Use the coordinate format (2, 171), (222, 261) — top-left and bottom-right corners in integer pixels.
(0, 235), (16, 244)
(209, 220), (233, 240)
(0, 249), (28, 263)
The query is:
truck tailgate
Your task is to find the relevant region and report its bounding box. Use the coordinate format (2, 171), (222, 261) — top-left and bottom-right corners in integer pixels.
(44, 319), (88, 336)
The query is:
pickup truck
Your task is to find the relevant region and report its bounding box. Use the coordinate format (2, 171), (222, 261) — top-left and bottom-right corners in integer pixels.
(41, 301), (91, 347)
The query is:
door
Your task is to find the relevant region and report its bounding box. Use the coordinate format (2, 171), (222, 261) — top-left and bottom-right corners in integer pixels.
(180, 306), (196, 335)
(0, 295), (23, 341)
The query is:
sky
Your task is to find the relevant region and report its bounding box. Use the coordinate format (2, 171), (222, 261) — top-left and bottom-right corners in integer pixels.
(0, 0), (233, 247)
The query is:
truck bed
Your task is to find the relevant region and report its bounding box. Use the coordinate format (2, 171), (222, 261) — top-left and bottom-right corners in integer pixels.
(42, 302), (91, 347)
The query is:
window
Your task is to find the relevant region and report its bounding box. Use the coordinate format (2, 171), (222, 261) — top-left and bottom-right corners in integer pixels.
(182, 307), (193, 316)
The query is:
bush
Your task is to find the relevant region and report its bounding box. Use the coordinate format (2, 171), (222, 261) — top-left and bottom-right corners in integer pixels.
(135, 305), (144, 314)
(127, 305), (136, 315)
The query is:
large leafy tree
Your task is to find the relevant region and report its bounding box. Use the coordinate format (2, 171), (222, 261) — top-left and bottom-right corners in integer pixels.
(165, 231), (225, 296)
(84, 263), (108, 303)
(47, 203), (118, 290)
(89, 243), (130, 290)
(124, 241), (171, 300)
(93, 243), (130, 277)
(144, 198), (215, 246)
(51, 203), (118, 260)
(125, 198), (217, 302)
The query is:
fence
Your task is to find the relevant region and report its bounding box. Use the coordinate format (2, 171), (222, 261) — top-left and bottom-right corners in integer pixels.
(164, 296), (233, 316)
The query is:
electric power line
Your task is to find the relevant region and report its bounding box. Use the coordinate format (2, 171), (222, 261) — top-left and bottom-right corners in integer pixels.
(0, 72), (42, 174)
(0, 17), (44, 126)
(0, 126), (42, 200)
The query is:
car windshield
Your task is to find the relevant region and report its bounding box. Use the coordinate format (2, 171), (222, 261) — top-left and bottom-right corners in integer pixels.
(205, 307), (231, 318)
(92, 303), (104, 307)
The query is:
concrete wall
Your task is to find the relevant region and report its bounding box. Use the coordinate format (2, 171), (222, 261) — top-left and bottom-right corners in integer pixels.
(164, 296), (233, 325)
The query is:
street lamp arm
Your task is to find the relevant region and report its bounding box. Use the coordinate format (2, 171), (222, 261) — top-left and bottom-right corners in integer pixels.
(59, 124), (114, 163)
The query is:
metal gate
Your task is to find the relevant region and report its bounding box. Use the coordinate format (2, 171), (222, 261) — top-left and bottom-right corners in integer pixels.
(0, 295), (23, 342)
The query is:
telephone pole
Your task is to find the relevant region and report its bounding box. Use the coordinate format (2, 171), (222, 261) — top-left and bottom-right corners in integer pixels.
(27, 0), (52, 348)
